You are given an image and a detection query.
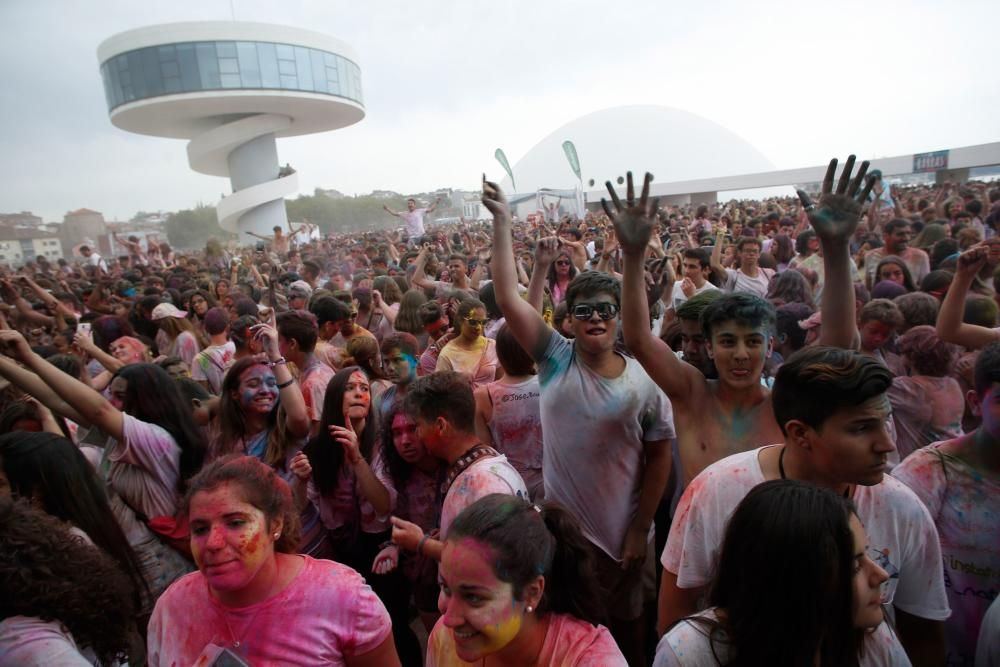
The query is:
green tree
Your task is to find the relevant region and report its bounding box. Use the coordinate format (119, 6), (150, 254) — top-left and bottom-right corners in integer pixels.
(164, 205), (234, 250)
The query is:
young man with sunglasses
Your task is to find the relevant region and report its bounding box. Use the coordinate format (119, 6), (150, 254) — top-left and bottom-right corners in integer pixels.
(484, 179), (674, 666)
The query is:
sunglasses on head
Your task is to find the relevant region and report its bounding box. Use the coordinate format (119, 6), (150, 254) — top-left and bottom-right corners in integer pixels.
(464, 317), (488, 327)
(571, 303), (619, 321)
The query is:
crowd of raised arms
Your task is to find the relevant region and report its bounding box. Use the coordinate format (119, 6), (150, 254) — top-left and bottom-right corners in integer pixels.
(0, 158), (998, 667)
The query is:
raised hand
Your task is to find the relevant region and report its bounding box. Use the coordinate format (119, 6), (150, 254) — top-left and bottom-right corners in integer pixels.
(0, 329), (32, 360)
(955, 244), (989, 281)
(330, 421), (362, 465)
(603, 172), (659, 255)
(796, 155), (875, 243)
(534, 237), (561, 266)
(482, 176), (511, 222)
(250, 322), (281, 360)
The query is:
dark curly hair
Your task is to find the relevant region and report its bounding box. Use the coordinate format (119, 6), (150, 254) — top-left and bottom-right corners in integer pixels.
(0, 497), (136, 665)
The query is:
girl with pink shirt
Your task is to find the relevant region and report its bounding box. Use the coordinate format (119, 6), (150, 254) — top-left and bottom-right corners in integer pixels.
(148, 455), (400, 667)
(428, 493), (626, 666)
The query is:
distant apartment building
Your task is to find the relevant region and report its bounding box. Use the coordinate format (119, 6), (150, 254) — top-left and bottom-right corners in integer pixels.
(60, 208), (109, 255)
(0, 228), (65, 267)
(0, 212), (44, 228)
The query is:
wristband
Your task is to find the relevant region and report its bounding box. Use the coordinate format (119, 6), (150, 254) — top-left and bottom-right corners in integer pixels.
(267, 356), (286, 367)
(276, 378), (295, 389)
(417, 533), (430, 557)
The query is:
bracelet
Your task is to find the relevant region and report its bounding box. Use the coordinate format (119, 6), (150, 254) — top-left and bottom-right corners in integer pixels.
(276, 378), (295, 389)
(417, 533), (430, 557)
(267, 356), (286, 367)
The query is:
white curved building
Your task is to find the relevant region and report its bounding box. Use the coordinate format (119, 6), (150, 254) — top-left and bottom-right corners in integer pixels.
(97, 22), (365, 240)
(501, 105), (774, 201)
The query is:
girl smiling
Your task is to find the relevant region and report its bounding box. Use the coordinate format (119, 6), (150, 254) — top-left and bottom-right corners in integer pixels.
(428, 493), (626, 666)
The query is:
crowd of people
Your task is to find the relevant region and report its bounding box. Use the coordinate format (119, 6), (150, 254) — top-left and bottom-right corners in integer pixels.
(0, 161), (997, 666)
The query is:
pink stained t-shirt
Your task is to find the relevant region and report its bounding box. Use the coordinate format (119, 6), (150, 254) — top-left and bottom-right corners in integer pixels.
(426, 612), (627, 666)
(892, 439), (1000, 666)
(147, 556), (392, 667)
(887, 375), (964, 462)
(299, 358), (336, 422)
(440, 454), (528, 537)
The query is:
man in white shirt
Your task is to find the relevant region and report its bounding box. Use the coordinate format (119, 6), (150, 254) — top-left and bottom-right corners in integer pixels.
(658, 347), (950, 667)
(669, 248), (719, 311)
(384, 197), (440, 242)
(78, 245), (106, 273)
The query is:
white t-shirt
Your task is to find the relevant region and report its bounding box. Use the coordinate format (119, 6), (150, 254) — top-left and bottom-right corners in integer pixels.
(723, 267), (773, 298)
(400, 208), (428, 238)
(0, 616), (95, 666)
(441, 454), (528, 536)
(653, 608), (911, 667)
(662, 446), (950, 622)
(670, 280), (720, 311)
(537, 330), (676, 560)
(191, 341), (236, 394)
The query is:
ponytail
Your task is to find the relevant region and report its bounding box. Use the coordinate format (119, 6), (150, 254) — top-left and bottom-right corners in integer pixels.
(447, 493), (606, 627)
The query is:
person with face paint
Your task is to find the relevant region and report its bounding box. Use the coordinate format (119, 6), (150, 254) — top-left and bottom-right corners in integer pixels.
(892, 343), (1000, 665)
(435, 299), (501, 390)
(864, 219), (930, 290)
(0, 328), (206, 610)
(858, 299), (906, 376)
(654, 480), (908, 666)
(658, 346), (950, 665)
(487, 177), (672, 666)
(377, 333), (420, 425)
(428, 493), (626, 666)
(147, 455), (401, 667)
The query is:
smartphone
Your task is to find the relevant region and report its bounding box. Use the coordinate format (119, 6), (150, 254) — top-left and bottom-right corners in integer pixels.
(77, 322), (91, 335)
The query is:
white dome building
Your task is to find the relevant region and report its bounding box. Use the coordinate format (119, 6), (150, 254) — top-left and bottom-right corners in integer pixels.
(500, 105), (776, 211)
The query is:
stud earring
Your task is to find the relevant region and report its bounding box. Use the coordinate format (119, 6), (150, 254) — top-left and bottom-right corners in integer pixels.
(526, 606), (533, 613)
(273, 533), (280, 539)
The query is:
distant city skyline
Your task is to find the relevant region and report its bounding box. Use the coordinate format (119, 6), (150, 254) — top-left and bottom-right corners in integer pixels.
(1, 0), (997, 222)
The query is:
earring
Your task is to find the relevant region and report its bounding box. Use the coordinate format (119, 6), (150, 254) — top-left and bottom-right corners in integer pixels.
(526, 606), (533, 613)
(273, 533), (280, 539)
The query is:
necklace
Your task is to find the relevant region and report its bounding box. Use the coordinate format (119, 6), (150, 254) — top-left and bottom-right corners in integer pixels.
(216, 559), (281, 648)
(778, 447), (851, 499)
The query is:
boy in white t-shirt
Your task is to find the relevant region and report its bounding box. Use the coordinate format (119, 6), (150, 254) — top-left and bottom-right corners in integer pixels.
(659, 346), (950, 667)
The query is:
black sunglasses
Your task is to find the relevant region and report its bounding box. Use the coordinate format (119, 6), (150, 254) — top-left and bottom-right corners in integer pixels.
(571, 303), (619, 321)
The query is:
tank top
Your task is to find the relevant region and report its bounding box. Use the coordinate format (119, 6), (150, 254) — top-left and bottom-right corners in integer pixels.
(485, 376), (544, 474)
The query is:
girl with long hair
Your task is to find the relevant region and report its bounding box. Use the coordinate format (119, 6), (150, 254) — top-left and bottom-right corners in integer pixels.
(766, 269), (814, 308)
(151, 302), (206, 368)
(344, 335), (392, 403)
(0, 432), (146, 604)
(0, 329), (205, 602)
(654, 480), (906, 666)
(546, 249), (579, 306)
(435, 298), (501, 389)
(0, 497), (137, 666)
(298, 366), (392, 564)
(427, 493), (626, 666)
(147, 456), (400, 666)
(208, 325), (327, 557)
(874, 256), (917, 293)
(393, 288), (431, 345)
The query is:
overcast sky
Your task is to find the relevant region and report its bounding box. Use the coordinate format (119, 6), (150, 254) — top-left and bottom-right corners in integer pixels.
(1, 0), (997, 222)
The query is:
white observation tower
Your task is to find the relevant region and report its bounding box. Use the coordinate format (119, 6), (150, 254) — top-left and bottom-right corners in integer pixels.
(97, 22), (365, 242)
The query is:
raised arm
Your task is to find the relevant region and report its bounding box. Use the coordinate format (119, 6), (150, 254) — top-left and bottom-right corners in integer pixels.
(797, 155), (875, 349)
(382, 204), (401, 217)
(411, 245), (437, 291)
(527, 238), (559, 313)
(425, 197), (441, 214)
(485, 177), (552, 361)
(606, 172), (702, 401)
(0, 356), (88, 425)
(936, 244), (1000, 349)
(709, 225), (727, 276)
(0, 330), (123, 439)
